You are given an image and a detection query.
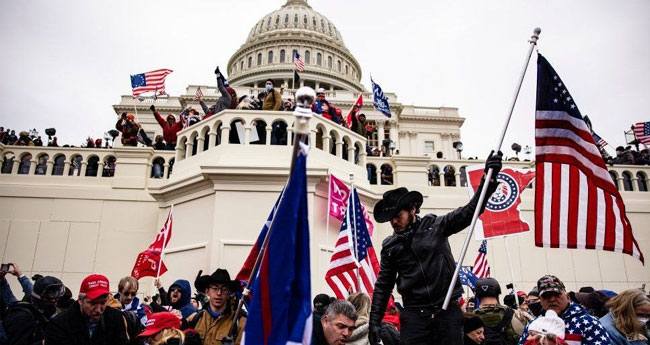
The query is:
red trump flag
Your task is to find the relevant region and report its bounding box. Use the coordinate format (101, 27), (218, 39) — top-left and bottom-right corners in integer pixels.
(131, 206), (174, 279)
(328, 174), (374, 235)
(466, 165), (535, 240)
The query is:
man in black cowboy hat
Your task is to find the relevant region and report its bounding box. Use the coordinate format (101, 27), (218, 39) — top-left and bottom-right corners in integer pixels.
(368, 152), (503, 345)
(186, 268), (246, 345)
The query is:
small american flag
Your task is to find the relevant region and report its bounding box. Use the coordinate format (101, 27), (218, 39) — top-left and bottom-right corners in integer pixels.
(633, 121), (650, 145)
(534, 54), (643, 263)
(592, 131), (608, 151)
(131, 69), (173, 97)
(325, 187), (379, 299)
(293, 51), (305, 72)
(471, 240), (490, 279)
(195, 87), (203, 100)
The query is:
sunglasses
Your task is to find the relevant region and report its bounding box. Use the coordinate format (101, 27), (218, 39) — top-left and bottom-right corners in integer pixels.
(122, 291), (138, 297)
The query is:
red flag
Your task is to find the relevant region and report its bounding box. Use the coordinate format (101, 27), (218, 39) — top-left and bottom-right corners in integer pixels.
(346, 94), (363, 127)
(466, 166), (535, 240)
(328, 174), (374, 236)
(131, 206), (174, 279)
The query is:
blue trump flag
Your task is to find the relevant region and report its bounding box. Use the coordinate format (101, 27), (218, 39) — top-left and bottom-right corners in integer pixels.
(242, 144), (312, 345)
(458, 264), (477, 291)
(371, 77), (391, 117)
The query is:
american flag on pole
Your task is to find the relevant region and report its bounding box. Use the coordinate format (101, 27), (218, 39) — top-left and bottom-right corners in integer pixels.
(471, 240), (490, 279)
(293, 51), (305, 72)
(325, 187), (379, 299)
(130, 69), (173, 97)
(591, 131), (608, 151)
(534, 54), (643, 263)
(194, 87), (203, 100)
(633, 121), (650, 145)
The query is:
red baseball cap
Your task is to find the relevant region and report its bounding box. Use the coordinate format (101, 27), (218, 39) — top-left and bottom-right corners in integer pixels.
(79, 274), (110, 300)
(138, 312), (181, 337)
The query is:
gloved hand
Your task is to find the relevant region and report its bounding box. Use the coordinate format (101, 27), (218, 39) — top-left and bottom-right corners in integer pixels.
(121, 112), (127, 118)
(368, 323), (381, 345)
(149, 104), (156, 112)
(484, 150), (503, 180)
(214, 66), (221, 77)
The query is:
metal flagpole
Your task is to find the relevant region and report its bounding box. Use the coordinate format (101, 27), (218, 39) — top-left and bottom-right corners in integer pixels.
(443, 28), (541, 310)
(350, 173), (361, 291)
(503, 237), (519, 308)
(152, 204), (173, 297)
(326, 174), (332, 261)
(224, 87), (316, 344)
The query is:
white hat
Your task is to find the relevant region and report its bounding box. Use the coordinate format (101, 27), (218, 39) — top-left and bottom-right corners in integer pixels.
(316, 88), (326, 94)
(528, 310), (565, 339)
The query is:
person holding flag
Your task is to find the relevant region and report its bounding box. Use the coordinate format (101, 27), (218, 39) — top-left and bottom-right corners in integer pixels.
(368, 152), (502, 345)
(200, 67), (237, 120)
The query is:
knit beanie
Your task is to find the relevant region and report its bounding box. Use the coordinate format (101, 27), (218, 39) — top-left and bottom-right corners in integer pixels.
(528, 310), (565, 339)
(464, 315), (484, 334)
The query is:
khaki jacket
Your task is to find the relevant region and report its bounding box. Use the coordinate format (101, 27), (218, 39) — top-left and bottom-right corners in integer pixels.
(262, 89), (282, 111)
(187, 311), (246, 345)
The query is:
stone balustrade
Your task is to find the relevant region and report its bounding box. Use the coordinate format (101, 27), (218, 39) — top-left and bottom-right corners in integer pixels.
(366, 156), (650, 193)
(173, 109), (368, 168)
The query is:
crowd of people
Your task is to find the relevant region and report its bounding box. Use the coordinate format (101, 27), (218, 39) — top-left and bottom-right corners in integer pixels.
(605, 146), (650, 166)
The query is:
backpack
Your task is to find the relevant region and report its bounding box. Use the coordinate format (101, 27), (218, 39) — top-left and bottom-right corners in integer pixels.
(482, 308), (514, 345)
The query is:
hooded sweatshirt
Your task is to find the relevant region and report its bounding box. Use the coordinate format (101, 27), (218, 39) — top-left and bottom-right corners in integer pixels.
(153, 112), (183, 145)
(169, 279), (197, 319)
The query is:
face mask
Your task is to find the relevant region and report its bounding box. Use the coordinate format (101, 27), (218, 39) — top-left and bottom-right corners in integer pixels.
(265, 84), (272, 91)
(638, 317), (649, 325)
(39, 300), (58, 319)
(528, 302), (544, 317)
(245, 97), (253, 103)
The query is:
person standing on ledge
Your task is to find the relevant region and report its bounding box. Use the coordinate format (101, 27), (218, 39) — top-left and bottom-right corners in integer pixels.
(368, 151), (503, 345)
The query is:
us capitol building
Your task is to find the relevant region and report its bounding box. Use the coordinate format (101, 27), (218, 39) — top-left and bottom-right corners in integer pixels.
(1, 0), (648, 297)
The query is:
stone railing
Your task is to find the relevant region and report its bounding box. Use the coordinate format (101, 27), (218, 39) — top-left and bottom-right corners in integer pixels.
(173, 109), (368, 168)
(366, 156), (650, 193)
(0, 144), (175, 182)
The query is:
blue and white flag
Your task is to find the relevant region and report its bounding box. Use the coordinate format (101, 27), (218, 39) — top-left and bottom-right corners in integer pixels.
(242, 144), (312, 345)
(459, 265), (478, 291)
(371, 77), (391, 117)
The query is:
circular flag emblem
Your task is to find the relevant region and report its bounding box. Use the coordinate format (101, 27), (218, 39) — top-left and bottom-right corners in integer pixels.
(485, 172), (519, 212)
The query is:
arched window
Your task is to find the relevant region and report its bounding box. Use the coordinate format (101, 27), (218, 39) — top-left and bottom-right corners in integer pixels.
(367, 164), (377, 185)
(317, 53), (322, 66)
(345, 65), (348, 75)
(337, 60), (341, 72)
(86, 156), (99, 177)
(380, 164), (393, 185)
(271, 120), (288, 145)
(275, 16), (279, 25)
(609, 171), (619, 190)
(285, 14), (289, 23)
(102, 156), (116, 177)
(459, 166), (468, 187)
(251, 120), (267, 145)
(312, 17), (317, 27)
(68, 155), (82, 176)
(240, 61), (244, 71)
(268, 51), (273, 64)
(151, 157), (165, 179)
(305, 50), (310, 64)
(257, 53), (262, 66)
(248, 56), (252, 68)
(18, 154), (32, 175)
(52, 155), (65, 175)
(35, 154), (48, 175)
(637, 172), (648, 192)
(1, 154), (14, 174)
(294, 14), (298, 23)
(428, 165), (441, 186)
(280, 49), (286, 63)
(303, 15), (308, 24)
(292, 49), (298, 61)
(327, 56), (332, 69)
(328, 23), (332, 33)
(267, 17), (272, 27)
(443, 165), (456, 186)
(321, 19), (325, 30)
(622, 171), (633, 191)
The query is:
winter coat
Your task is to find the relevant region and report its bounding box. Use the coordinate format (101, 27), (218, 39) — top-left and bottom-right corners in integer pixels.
(262, 89), (282, 111)
(4, 300), (49, 345)
(154, 112), (183, 145)
(185, 310), (246, 345)
(350, 114), (367, 137)
(200, 77), (232, 119)
(518, 302), (612, 345)
(313, 100), (337, 123)
(475, 304), (525, 345)
(169, 279), (197, 319)
(369, 178), (498, 328)
(44, 300), (129, 345)
(115, 118), (140, 146)
(600, 312), (649, 345)
(613, 152), (635, 165)
(347, 317), (370, 345)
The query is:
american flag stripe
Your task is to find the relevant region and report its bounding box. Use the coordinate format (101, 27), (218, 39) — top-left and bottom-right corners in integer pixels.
(634, 121), (650, 144)
(294, 52), (305, 72)
(535, 54), (643, 263)
(471, 240), (490, 279)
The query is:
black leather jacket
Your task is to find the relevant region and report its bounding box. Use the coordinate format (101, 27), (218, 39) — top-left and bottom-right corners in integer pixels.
(370, 178), (498, 327)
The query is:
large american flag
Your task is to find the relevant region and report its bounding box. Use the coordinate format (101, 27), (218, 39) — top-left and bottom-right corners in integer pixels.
(293, 51), (305, 72)
(471, 240), (490, 279)
(325, 187), (379, 299)
(131, 69), (173, 97)
(534, 54), (643, 263)
(633, 121), (650, 145)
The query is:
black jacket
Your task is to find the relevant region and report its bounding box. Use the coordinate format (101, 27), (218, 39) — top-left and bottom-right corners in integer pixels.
(369, 178), (498, 327)
(4, 301), (48, 345)
(44, 301), (129, 345)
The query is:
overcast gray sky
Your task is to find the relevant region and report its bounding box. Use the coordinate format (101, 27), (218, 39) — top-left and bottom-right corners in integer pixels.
(1, 0), (648, 158)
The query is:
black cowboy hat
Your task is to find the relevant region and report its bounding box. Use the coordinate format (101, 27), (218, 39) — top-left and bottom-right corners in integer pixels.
(373, 187), (423, 223)
(194, 268), (241, 293)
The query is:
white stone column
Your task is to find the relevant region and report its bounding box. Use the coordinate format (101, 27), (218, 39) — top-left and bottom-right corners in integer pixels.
(46, 160), (54, 175)
(347, 145), (355, 162)
(378, 122), (385, 157)
(208, 130), (218, 147)
(197, 137), (205, 153)
(163, 164), (169, 179)
(335, 140), (343, 158)
(455, 172), (461, 187)
(28, 159), (37, 175)
(359, 151), (367, 167)
(266, 127), (272, 145)
(221, 127), (231, 146)
(185, 141), (194, 159)
(631, 177), (639, 192)
(97, 162), (105, 177)
(244, 127), (251, 145)
(287, 128), (293, 146)
(80, 162), (88, 177)
(323, 136), (331, 154)
(63, 161), (71, 176)
(174, 145), (184, 163)
(617, 177), (624, 191)
(376, 168), (382, 185)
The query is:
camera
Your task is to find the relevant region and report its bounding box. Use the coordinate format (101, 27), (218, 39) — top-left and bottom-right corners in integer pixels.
(506, 283), (514, 290)
(45, 128), (56, 138)
(0, 263), (13, 273)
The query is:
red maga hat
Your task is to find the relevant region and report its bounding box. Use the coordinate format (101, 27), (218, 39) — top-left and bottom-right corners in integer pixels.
(79, 274), (110, 300)
(138, 312), (181, 337)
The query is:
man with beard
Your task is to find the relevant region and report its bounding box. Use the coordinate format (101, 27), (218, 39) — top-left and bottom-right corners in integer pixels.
(166, 279), (196, 319)
(4, 276), (65, 344)
(186, 269), (246, 345)
(368, 152), (503, 345)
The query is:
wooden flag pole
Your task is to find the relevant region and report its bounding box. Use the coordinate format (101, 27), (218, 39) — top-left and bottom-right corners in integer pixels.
(442, 28), (541, 310)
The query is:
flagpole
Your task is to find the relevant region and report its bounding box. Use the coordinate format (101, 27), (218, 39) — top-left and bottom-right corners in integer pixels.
(442, 27), (541, 310)
(152, 204), (173, 297)
(350, 173), (361, 291)
(225, 87), (316, 343)
(326, 174), (332, 262)
(503, 237), (519, 308)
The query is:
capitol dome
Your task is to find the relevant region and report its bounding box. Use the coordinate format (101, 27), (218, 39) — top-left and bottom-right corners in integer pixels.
(227, 0), (365, 92)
